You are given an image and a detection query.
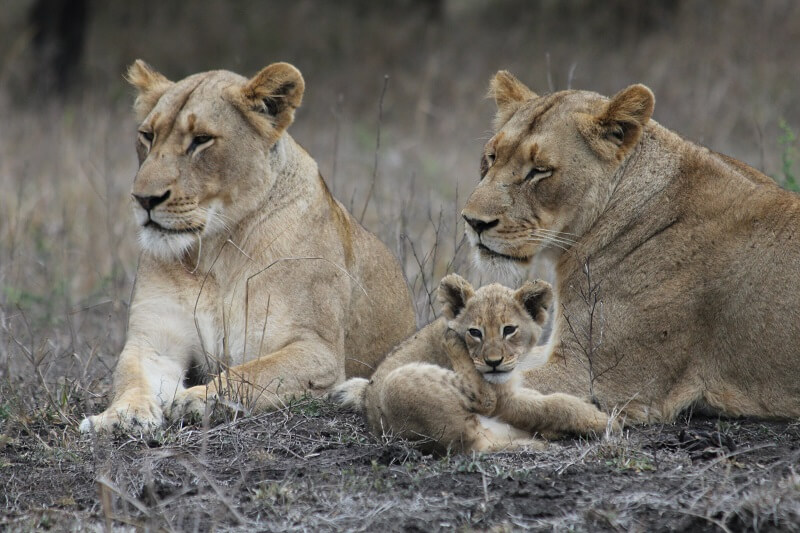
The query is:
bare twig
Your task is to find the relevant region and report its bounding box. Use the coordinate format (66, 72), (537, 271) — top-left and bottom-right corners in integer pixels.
(562, 256), (625, 406)
(359, 74), (390, 223)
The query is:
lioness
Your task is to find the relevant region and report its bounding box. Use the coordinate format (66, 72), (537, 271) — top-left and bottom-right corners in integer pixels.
(79, 61), (415, 432)
(332, 274), (610, 453)
(461, 70), (800, 423)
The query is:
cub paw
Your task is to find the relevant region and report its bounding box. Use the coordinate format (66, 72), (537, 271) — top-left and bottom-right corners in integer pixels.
(442, 328), (467, 352)
(577, 406), (616, 437)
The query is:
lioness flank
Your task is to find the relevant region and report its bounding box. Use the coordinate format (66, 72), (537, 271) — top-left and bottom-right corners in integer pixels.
(332, 274), (610, 453)
(461, 70), (800, 423)
(80, 61), (415, 433)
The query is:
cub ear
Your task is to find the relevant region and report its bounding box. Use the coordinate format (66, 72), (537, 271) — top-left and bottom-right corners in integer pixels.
(515, 280), (553, 325)
(595, 84), (654, 157)
(488, 70), (537, 130)
(126, 59), (173, 121)
(241, 62), (305, 134)
(438, 274), (475, 320)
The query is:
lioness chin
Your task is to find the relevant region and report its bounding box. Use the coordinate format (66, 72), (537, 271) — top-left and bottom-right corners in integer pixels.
(461, 70), (800, 422)
(80, 61), (415, 433)
(332, 274), (610, 453)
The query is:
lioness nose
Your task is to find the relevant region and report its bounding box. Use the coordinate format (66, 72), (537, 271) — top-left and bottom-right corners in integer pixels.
(133, 190), (171, 211)
(463, 215), (499, 234)
(485, 356), (503, 369)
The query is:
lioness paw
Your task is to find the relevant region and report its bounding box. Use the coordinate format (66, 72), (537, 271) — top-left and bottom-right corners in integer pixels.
(166, 386), (216, 421)
(515, 437), (548, 452)
(79, 398), (163, 434)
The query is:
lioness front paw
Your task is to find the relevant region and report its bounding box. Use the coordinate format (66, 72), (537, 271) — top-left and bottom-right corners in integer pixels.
(79, 395), (163, 434)
(515, 437), (548, 452)
(166, 385), (218, 421)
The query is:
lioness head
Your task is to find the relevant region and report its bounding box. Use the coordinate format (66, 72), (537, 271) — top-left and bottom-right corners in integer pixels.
(461, 71), (654, 275)
(438, 274), (552, 384)
(126, 60), (305, 259)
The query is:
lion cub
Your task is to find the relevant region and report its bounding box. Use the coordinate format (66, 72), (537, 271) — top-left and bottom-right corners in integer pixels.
(332, 274), (610, 453)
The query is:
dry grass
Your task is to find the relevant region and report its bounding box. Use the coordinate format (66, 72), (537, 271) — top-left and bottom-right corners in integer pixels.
(2, 1), (800, 530)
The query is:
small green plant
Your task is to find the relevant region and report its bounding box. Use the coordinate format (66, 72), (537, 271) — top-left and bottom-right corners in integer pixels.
(777, 119), (799, 192)
(286, 394), (328, 418)
(252, 481), (294, 506)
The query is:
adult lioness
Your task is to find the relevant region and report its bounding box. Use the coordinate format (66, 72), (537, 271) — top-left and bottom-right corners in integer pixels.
(332, 274), (609, 453)
(79, 61), (415, 432)
(461, 71), (800, 423)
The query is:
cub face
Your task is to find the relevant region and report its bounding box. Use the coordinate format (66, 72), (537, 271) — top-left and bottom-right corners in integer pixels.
(438, 274), (552, 384)
(125, 60), (305, 259)
(461, 71), (654, 276)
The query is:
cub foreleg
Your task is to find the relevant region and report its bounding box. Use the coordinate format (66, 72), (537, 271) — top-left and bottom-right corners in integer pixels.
(499, 388), (612, 439)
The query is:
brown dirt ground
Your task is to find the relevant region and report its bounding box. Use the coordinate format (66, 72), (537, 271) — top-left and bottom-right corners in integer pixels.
(2, 393), (799, 532)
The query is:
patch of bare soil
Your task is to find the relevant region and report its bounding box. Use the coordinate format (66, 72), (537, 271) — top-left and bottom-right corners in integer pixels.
(2, 395), (800, 532)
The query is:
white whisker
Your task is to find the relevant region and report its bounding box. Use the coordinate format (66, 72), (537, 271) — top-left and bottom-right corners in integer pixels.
(529, 230), (577, 247)
(190, 234), (203, 274)
(533, 228), (579, 238)
(528, 235), (574, 248)
(226, 238), (253, 261)
(526, 236), (570, 252)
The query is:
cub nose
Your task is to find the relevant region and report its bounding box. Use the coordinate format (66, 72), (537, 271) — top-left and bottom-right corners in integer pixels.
(484, 356), (503, 369)
(462, 215), (499, 234)
(133, 190), (171, 211)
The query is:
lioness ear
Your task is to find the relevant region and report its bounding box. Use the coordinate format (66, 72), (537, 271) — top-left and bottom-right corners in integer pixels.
(126, 59), (173, 121)
(596, 84), (654, 157)
(488, 70), (537, 130)
(438, 274), (475, 320)
(241, 62), (305, 134)
(515, 280), (553, 325)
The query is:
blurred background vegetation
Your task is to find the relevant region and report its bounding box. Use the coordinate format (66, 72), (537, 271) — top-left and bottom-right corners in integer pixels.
(1, 0), (799, 408)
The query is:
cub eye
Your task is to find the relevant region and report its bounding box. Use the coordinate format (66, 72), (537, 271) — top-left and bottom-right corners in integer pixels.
(138, 131), (154, 144)
(503, 325), (518, 337)
(188, 135), (214, 154)
(525, 167), (553, 182)
(467, 328), (483, 340)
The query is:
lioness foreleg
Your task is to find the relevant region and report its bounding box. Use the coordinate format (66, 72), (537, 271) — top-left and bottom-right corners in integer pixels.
(168, 338), (342, 419)
(79, 343), (186, 432)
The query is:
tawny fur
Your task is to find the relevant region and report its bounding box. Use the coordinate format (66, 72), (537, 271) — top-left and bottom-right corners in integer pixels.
(462, 70), (800, 423)
(80, 61), (415, 433)
(332, 275), (610, 453)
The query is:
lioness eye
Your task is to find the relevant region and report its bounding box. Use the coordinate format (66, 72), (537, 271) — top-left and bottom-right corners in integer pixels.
(503, 325), (518, 337)
(139, 131), (154, 143)
(525, 167), (552, 182)
(468, 328), (483, 339)
(188, 135), (214, 154)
